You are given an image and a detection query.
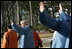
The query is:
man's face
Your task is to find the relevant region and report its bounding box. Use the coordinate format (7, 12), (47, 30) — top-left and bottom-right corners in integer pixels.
(20, 22), (26, 28)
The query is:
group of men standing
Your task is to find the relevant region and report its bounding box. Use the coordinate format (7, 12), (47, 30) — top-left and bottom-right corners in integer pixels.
(2, 2), (71, 48)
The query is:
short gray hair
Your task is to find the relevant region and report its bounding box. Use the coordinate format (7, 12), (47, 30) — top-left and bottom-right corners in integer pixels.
(20, 20), (28, 25)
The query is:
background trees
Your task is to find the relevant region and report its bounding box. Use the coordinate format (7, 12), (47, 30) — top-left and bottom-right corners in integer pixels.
(1, 1), (71, 34)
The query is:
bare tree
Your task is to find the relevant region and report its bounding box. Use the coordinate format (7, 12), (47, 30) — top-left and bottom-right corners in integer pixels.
(29, 1), (32, 26)
(16, 1), (19, 25)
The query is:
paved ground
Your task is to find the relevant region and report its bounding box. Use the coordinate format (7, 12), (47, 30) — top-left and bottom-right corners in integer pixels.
(41, 37), (52, 48)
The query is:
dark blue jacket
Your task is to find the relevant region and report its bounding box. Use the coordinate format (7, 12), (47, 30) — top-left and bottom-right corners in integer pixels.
(39, 9), (71, 48)
(11, 24), (35, 48)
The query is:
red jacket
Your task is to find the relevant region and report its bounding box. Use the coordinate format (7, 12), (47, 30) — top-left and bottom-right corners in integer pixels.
(33, 31), (42, 48)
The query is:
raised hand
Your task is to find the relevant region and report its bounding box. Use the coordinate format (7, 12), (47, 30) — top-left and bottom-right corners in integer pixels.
(59, 3), (63, 14)
(39, 2), (45, 13)
(10, 20), (14, 25)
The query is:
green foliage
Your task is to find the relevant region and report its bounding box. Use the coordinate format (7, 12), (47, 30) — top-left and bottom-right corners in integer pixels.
(1, 1), (71, 32)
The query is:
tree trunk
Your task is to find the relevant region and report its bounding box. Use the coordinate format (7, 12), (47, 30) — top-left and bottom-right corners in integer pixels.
(16, 1), (19, 25)
(29, 1), (32, 26)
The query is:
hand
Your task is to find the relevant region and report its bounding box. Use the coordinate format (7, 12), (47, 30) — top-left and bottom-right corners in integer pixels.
(10, 20), (14, 25)
(39, 2), (45, 13)
(59, 3), (63, 14)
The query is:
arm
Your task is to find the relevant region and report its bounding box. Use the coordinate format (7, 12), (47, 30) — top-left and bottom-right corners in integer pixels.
(11, 23), (27, 35)
(60, 10), (71, 30)
(60, 10), (71, 22)
(39, 9), (61, 31)
(59, 3), (71, 26)
(2, 33), (8, 48)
